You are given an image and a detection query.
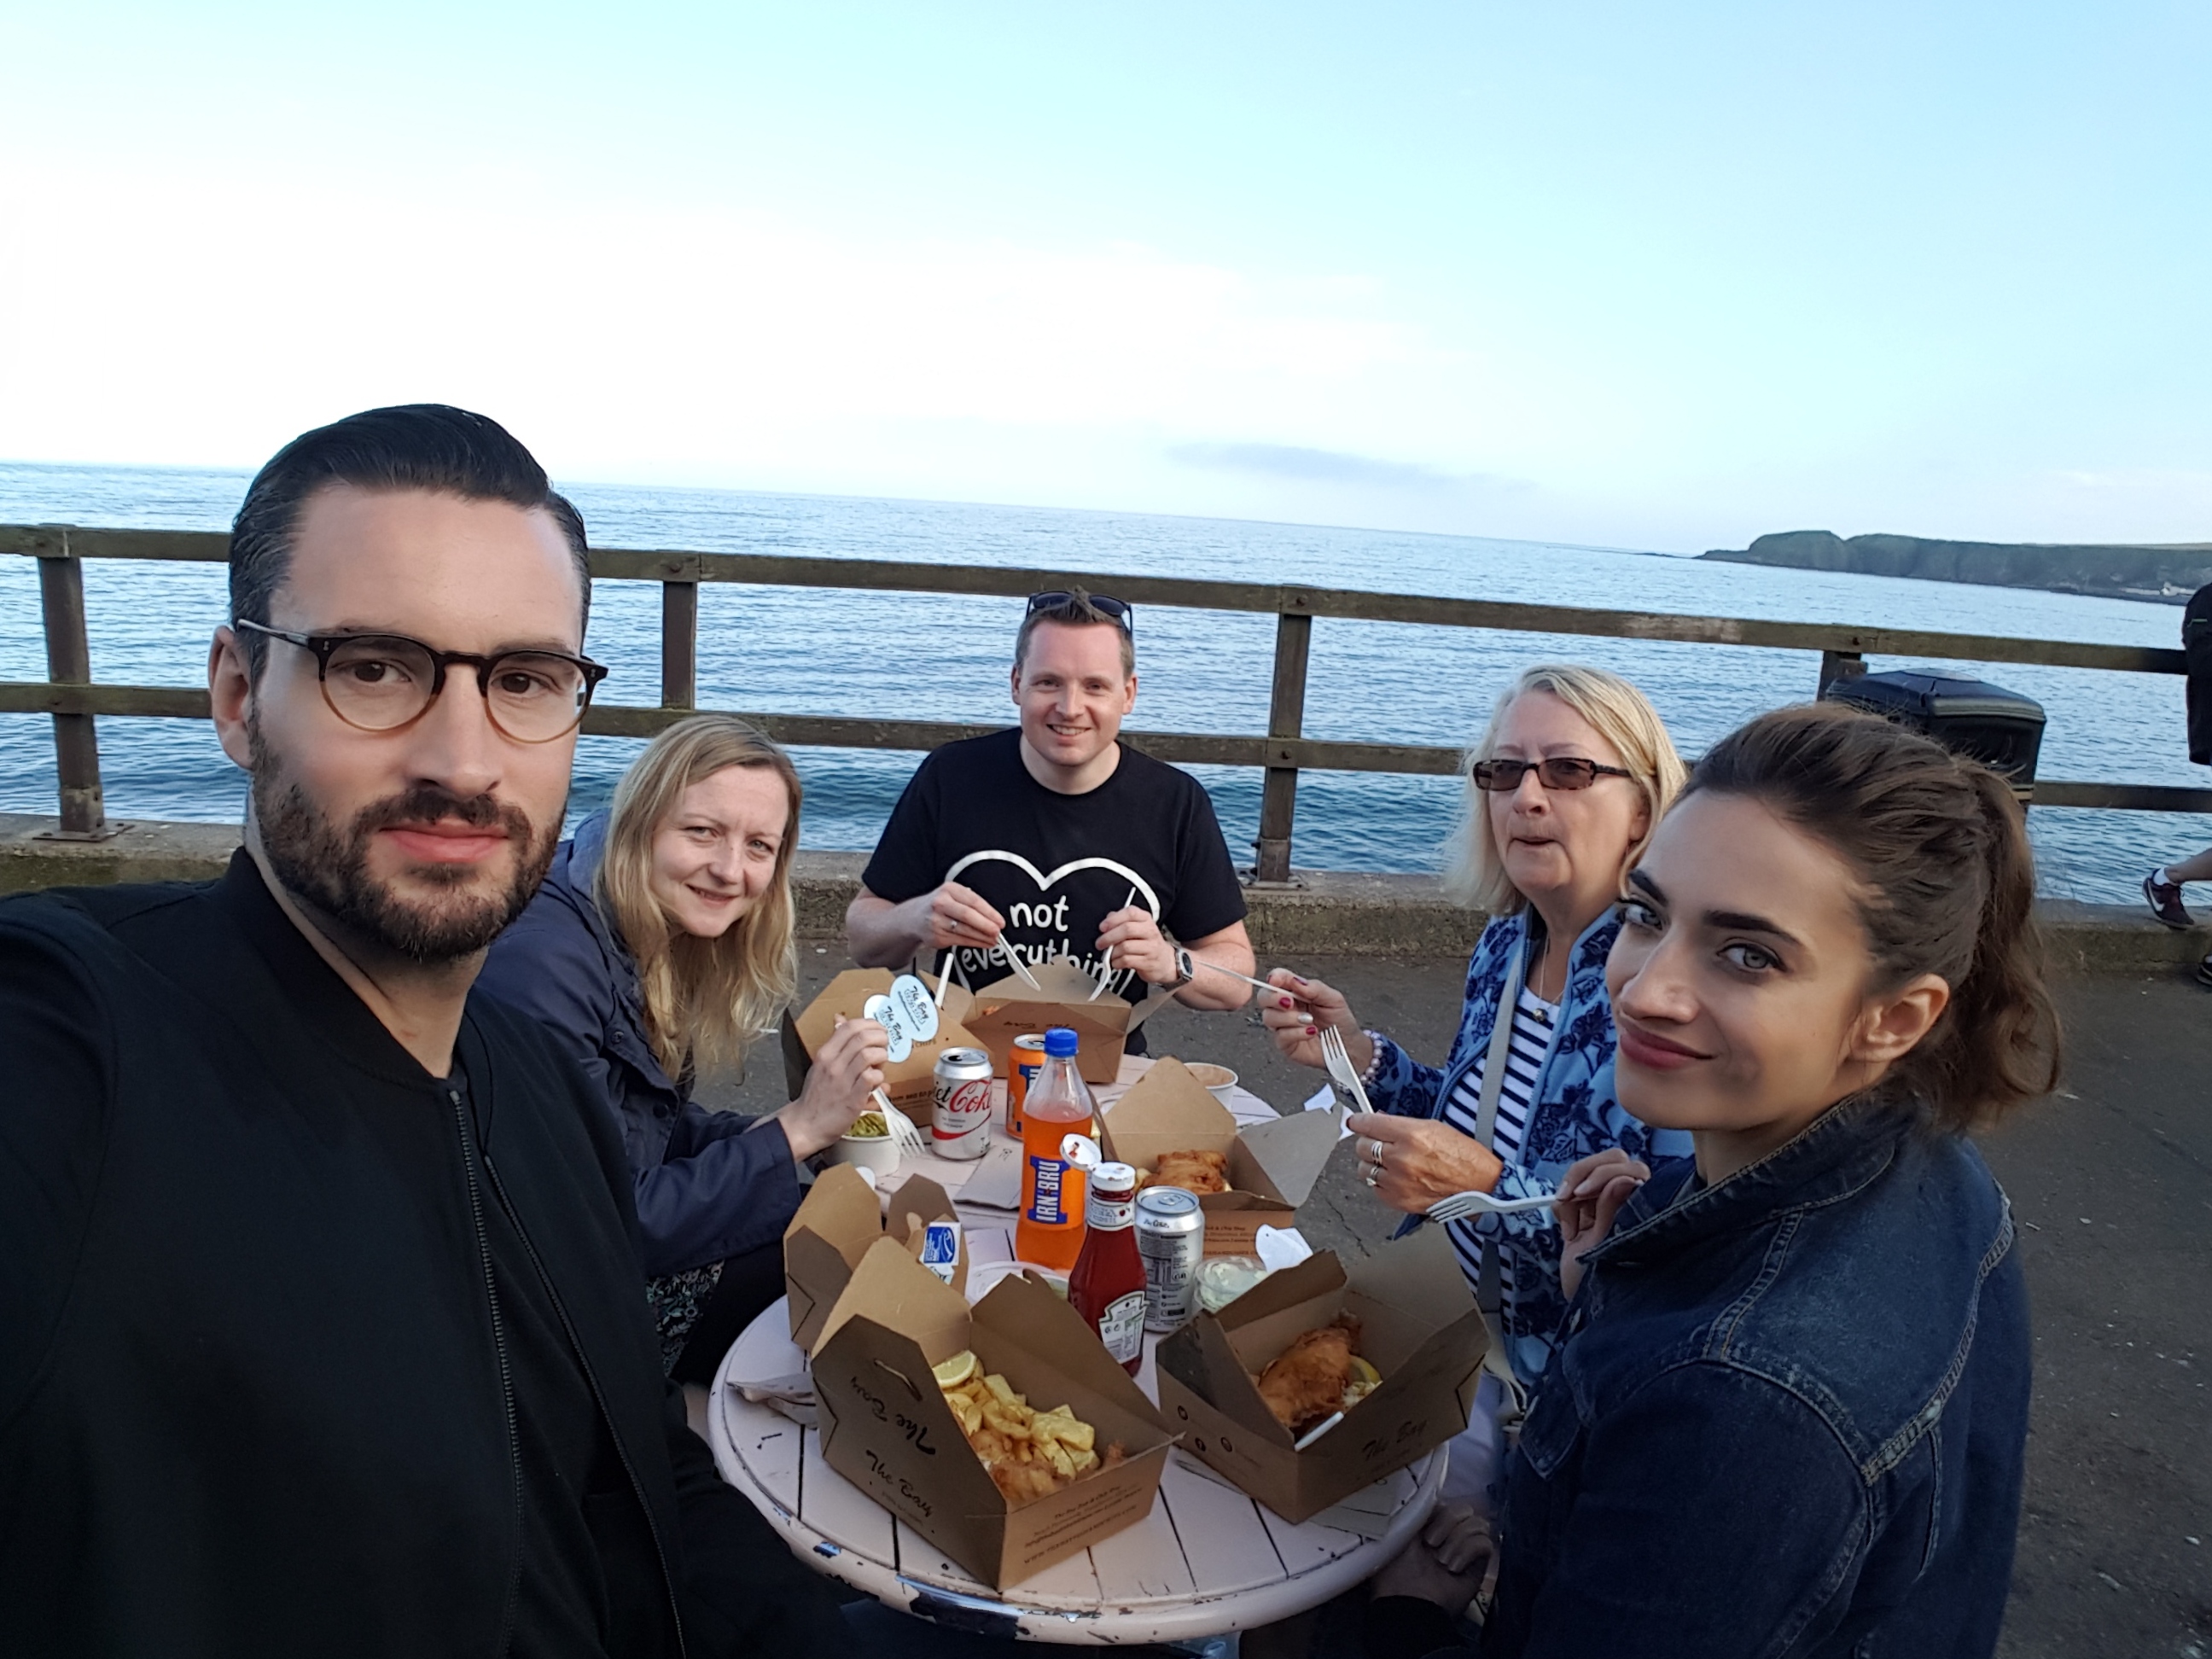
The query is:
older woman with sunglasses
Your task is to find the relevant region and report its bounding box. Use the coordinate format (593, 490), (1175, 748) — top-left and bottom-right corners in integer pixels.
(1263, 664), (1690, 1505)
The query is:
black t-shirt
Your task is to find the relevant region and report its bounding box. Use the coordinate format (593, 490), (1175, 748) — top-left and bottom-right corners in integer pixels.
(862, 730), (1248, 1015)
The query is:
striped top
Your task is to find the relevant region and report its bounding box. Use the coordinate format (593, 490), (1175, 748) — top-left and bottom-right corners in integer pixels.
(1437, 981), (1559, 1311)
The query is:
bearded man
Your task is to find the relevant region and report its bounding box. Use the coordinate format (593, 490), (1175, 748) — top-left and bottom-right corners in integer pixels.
(0, 407), (847, 1657)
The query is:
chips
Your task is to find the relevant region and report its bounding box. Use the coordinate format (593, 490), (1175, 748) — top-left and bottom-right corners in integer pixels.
(934, 1349), (1126, 1505)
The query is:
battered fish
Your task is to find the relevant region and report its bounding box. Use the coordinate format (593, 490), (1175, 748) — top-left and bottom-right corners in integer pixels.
(1145, 1149), (1230, 1196)
(1254, 1318), (1362, 1435)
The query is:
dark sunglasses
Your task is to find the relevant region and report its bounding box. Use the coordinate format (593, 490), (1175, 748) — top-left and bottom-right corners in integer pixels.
(1471, 756), (1636, 793)
(1025, 590), (1133, 637)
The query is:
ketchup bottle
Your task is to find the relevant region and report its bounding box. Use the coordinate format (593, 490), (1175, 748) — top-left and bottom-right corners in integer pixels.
(1069, 1161), (1147, 1374)
(1016, 1027), (1095, 1272)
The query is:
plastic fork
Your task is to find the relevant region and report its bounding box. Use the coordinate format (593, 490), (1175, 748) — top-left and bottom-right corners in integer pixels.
(871, 1090), (928, 1159)
(1423, 1186), (1564, 1225)
(1089, 885), (1138, 1002)
(1317, 1025), (1374, 1117)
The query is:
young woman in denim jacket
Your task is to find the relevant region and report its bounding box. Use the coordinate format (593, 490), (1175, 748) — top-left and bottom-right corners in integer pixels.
(1479, 706), (2056, 1658)
(1263, 666), (1691, 1505)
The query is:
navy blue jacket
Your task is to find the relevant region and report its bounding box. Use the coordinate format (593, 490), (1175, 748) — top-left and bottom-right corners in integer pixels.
(478, 814), (801, 1279)
(1486, 1098), (2029, 1659)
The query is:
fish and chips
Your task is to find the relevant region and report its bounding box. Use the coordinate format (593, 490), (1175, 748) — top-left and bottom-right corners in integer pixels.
(1251, 1317), (1382, 1435)
(1138, 1149), (1230, 1196)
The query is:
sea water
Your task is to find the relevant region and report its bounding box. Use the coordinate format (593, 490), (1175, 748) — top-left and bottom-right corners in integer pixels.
(0, 461), (2201, 905)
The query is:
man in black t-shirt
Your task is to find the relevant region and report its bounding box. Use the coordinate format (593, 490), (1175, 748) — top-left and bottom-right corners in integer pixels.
(847, 591), (1256, 1031)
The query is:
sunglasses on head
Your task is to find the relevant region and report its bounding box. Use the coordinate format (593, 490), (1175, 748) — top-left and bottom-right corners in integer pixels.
(1471, 756), (1635, 792)
(1025, 590), (1133, 637)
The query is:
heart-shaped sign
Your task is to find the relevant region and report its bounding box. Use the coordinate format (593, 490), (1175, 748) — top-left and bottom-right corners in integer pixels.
(862, 973), (941, 1062)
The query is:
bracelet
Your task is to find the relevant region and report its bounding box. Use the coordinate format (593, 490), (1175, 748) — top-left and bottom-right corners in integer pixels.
(1359, 1031), (1389, 1086)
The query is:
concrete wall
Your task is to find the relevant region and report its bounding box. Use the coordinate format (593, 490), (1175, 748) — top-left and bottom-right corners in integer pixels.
(3, 813), (2203, 973)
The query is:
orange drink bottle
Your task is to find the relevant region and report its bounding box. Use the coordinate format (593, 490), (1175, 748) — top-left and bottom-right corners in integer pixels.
(1005, 1033), (1048, 1138)
(1015, 1027), (1096, 1272)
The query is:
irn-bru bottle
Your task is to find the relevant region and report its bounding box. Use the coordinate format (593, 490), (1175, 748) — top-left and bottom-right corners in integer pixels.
(1015, 1027), (1096, 1272)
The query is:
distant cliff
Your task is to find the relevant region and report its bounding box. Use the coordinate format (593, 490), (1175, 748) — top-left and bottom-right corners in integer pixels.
(1701, 530), (2212, 604)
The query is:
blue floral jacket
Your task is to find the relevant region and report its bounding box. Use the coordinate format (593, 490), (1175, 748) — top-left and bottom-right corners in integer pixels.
(1367, 908), (1691, 1387)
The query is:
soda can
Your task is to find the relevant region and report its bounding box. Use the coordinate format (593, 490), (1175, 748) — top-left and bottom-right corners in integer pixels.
(1005, 1033), (1048, 1138)
(1135, 1186), (1205, 1332)
(931, 1048), (995, 1160)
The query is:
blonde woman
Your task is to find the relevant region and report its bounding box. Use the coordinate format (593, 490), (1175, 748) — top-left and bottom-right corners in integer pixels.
(1262, 666), (1691, 1505)
(481, 715), (887, 1380)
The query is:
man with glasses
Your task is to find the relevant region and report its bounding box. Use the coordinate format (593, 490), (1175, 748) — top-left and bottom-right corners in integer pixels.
(847, 588), (1255, 1030)
(0, 406), (845, 1656)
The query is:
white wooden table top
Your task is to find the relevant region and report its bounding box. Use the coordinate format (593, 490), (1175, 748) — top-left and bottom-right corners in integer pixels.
(706, 1057), (1447, 1644)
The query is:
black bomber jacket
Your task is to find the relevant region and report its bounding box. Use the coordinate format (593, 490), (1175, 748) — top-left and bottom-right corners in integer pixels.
(0, 855), (846, 1658)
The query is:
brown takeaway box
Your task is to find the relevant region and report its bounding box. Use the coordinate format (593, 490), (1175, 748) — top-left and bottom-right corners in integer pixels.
(1099, 1057), (1341, 1254)
(959, 958), (1173, 1086)
(811, 1241), (1176, 1591)
(1153, 1225), (1485, 1523)
(782, 967), (987, 1116)
(783, 1163), (968, 1353)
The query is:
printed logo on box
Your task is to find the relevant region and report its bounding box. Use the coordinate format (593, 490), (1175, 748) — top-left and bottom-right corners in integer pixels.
(919, 1221), (962, 1284)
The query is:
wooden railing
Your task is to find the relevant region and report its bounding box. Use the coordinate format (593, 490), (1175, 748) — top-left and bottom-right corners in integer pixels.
(6, 523), (2209, 881)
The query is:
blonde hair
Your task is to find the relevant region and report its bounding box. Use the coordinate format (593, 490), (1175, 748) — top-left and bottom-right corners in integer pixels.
(596, 715), (802, 1079)
(1441, 664), (1686, 913)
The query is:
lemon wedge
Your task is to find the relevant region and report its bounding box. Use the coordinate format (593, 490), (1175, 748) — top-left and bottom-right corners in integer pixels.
(1348, 1356), (1382, 1388)
(932, 1350), (980, 1389)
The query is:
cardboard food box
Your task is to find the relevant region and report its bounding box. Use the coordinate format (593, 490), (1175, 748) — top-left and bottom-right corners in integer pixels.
(1098, 1057), (1341, 1255)
(959, 958), (1172, 1085)
(1152, 1225), (1486, 1523)
(782, 968), (987, 1116)
(783, 1164), (969, 1353)
(811, 1240), (1177, 1590)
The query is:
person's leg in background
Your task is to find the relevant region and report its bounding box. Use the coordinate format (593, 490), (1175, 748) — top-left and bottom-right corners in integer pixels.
(2143, 847), (2212, 928)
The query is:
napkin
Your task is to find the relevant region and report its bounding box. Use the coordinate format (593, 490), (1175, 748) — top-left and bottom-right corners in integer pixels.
(725, 1368), (817, 1428)
(956, 1138), (1024, 1210)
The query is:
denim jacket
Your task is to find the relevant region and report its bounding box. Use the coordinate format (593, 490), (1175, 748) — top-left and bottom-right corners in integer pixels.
(1367, 909), (1690, 1386)
(477, 812), (800, 1278)
(1484, 1100), (2031, 1659)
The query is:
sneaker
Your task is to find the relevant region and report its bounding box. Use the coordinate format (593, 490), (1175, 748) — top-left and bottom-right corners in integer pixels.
(2145, 868), (2192, 929)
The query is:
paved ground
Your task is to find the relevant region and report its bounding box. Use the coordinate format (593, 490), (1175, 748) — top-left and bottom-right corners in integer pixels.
(718, 951), (2211, 1657)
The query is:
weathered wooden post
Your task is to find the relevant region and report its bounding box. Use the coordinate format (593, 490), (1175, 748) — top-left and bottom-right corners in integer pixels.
(661, 559), (699, 712)
(37, 538), (115, 839)
(1253, 591), (1313, 886)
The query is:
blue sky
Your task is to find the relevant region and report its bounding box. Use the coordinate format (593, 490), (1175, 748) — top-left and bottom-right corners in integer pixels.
(2, 1), (2207, 550)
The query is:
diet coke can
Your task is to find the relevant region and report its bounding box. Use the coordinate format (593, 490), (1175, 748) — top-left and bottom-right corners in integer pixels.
(931, 1048), (995, 1160)
(1136, 1186), (1206, 1331)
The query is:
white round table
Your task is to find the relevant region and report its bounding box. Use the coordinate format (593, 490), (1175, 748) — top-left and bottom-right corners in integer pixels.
(708, 1295), (1447, 1644)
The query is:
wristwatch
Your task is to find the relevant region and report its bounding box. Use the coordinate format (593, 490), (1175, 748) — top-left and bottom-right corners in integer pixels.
(1172, 946), (1196, 989)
